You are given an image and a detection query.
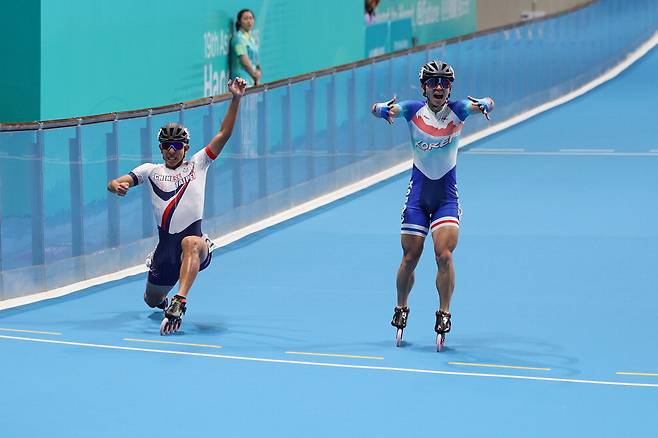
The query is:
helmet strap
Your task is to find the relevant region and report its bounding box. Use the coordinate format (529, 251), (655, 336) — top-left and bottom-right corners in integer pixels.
(164, 153), (186, 170)
(423, 87), (450, 113)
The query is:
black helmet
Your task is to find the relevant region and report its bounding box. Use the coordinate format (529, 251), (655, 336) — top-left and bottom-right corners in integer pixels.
(158, 122), (190, 144)
(419, 60), (455, 85)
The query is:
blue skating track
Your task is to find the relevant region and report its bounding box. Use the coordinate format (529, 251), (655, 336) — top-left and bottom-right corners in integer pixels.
(2, 47), (658, 438)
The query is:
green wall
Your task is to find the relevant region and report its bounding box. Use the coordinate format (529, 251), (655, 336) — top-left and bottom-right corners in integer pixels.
(0, 0), (41, 122)
(366, 0), (477, 57)
(2, 0), (476, 123)
(36, 0), (363, 121)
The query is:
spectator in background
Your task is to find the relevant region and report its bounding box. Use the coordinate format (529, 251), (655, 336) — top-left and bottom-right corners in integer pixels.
(230, 9), (261, 86)
(365, 0), (380, 24)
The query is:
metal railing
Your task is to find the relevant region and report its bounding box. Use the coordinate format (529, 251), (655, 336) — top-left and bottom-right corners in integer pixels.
(0, 0), (656, 300)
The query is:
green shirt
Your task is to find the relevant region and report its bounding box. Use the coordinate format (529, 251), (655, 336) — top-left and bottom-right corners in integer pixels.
(230, 29), (260, 86)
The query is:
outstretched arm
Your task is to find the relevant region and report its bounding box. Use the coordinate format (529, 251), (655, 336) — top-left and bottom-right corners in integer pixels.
(371, 96), (404, 125)
(107, 174), (135, 197)
(206, 77), (248, 158)
(466, 96), (495, 120)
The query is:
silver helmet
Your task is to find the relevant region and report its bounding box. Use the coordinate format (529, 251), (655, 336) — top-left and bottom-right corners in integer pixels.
(419, 60), (455, 85)
(157, 122), (190, 144)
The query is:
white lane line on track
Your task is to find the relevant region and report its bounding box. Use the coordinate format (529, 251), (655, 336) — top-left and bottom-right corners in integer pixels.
(448, 361), (550, 371)
(0, 328), (61, 336)
(559, 148), (615, 153)
(468, 148), (526, 152)
(123, 338), (222, 349)
(285, 351), (384, 360)
(2, 334), (658, 388)
(463, 150), (658, 156)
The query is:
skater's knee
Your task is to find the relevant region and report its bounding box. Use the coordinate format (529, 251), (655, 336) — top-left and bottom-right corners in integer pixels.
(435, 248), (453, 267)
(182, 237), (207, 263)
(181, 236), (201, 253)
(144, 292), (162, 308)
(402, 251), (421, 269)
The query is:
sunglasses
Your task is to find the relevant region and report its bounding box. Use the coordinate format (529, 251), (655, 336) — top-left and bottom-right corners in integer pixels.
(160, 141), (187, 151)
(425, 77), (452, 89)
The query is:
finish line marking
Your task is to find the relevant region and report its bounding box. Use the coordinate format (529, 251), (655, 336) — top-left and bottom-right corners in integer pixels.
(2, 334), (657, 388)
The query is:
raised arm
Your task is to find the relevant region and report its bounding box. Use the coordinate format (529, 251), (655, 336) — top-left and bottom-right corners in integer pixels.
(206, 78), (248, 158)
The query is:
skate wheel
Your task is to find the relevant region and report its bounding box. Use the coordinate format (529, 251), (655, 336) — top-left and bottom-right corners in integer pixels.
(395, 328), (403, 347)
(172, 319), (182, 333)
(436, 333), (445, 352)
(160, 318), (170, 336)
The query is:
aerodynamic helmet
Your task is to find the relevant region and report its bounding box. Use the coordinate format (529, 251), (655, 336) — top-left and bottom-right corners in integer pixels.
(418, 60), (455, 85)
(157, 122), (190, 144)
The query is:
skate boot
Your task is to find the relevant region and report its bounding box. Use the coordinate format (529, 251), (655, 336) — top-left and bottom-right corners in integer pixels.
(391, 306), (410, 347)
(160, 295), (186, 335)
(434, 310), (451, 352)
(155, 297), (168, 311)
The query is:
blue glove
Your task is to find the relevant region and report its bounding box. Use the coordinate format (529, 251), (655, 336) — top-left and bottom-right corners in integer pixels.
(467, 96), (494, 120)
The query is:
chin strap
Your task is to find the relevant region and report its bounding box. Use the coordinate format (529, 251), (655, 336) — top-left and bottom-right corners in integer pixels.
(166, 157), (185, 170)
(426, 89), (450, 112)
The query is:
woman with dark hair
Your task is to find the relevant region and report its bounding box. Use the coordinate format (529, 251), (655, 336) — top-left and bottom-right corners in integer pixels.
(365, 0), (380, 24)
(230, 9), (261, 86)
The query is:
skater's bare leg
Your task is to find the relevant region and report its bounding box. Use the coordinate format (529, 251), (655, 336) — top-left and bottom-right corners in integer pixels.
(396, 234), (424, 308)
(431, 226), (459, 313)
(177, 236), (209, 298)
(144, 282), (173, 308)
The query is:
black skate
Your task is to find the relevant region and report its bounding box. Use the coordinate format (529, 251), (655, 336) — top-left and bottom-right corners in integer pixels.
(391, 306), (410, 347)
(160, 295), (186, 335)
(155, 297), (168, 310)
(434, 310), (451, 352)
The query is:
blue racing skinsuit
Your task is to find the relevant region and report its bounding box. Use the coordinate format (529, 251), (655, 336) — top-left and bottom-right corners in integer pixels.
(373, 97), (494, 237)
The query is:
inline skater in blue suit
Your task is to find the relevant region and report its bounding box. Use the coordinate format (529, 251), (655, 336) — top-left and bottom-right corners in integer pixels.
(371, 60), (494, 350)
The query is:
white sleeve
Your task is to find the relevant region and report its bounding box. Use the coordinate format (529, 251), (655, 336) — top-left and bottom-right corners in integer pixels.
(129, 163), (157, 185)
(190, 148), (215, 171)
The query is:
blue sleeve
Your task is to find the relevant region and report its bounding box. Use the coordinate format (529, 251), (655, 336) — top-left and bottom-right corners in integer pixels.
(398, 100), (425, 122)
(448, 100), (471, 121)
